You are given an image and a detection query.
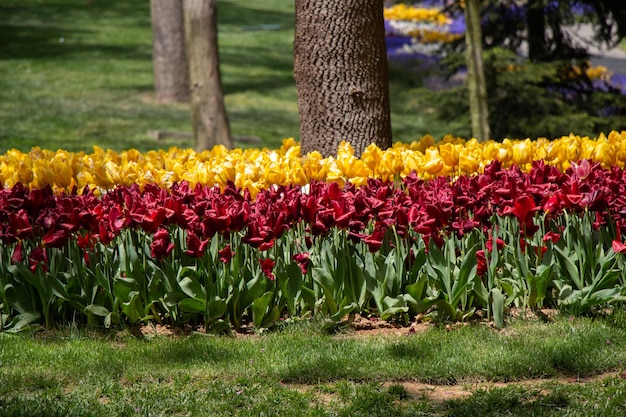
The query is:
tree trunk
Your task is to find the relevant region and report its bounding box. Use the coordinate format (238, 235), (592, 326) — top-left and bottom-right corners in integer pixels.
(464, 0), (490, 142)
(527, 0), (546, 61)
(151, 0), (190, 103)
(183, 0), (232, 151)
(294, 0), (392, 158)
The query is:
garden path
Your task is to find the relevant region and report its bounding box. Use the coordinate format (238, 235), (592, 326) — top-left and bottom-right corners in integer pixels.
(575, 24), (626, 76)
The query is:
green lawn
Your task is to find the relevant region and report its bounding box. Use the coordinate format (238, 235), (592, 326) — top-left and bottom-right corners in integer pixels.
(2, 313), (626, 416)
(0, 0), (455, 155)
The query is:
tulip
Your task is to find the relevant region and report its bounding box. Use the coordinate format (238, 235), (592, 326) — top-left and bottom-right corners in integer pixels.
(150, 227), (174, 260)
(259, 258), (275, 281)
(218, 244), (234, 263)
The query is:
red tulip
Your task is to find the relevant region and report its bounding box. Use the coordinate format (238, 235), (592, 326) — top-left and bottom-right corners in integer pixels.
(42, 228), (69, 248)
(363, 226), (386, 253)
(28, 246), (49, 273)
(292, 252), (311, 274)
(612, 240), (626, 254)
(218, 244), (234, 263)
(502, 195), (538, 224)
(259, 258), (275, 280)
(542, 231), (561, 243)
(150, 228), (174, 260)
(476, 249), (487, 276)
(185, 232), (210, 258)
(485, 236), (505, 252)
(11, 241), (23, 264)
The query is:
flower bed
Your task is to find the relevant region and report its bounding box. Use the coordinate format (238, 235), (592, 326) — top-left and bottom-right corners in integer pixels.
(2, 136), (626, 332)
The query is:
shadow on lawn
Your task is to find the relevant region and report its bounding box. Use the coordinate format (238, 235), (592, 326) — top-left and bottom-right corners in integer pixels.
(0, 1), (151, 61)
(218, 0), (294, 30)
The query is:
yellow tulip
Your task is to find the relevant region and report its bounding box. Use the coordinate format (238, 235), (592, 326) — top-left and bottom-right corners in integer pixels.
(511, 139), (532, 166)
(459, 153), (480, 174)
(422, 149), (444, 175)
(439, 142), (459, 167)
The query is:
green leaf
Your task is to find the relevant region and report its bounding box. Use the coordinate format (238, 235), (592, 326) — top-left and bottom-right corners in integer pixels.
(312, 267), (338, 315)
(558, 285), (575, 303)
(405, 276), (427, 303)
(206, 296), (227, 321)
(252, 291), (275, 328)
(85, 304), (110, 317)
(555, 246), (583, 289)
(179, 297), (206, 313)
(329, 301), (358, 321)
(241, 272), (266, 310)
(489, 288), (505, 329)
(119, 291), (143, 323)
(3, 283), (36, 315)
(179, 276), (206, 300)
(5, 311), (41, 333)
(527, 264), (552, 307)
(585, 287), (625, 306)
(8, 263), (46, 295)
(380, 295), (408, 320)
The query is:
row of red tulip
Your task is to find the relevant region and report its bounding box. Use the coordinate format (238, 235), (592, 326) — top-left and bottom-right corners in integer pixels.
(2, 159), (625, 266)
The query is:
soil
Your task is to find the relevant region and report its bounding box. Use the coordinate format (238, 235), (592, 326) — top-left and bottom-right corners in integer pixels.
(281, 372), (625, 404)
(122, 308), (564, 339)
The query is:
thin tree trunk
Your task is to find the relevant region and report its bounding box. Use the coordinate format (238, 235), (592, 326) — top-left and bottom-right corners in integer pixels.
(464, 0), (490, 142)
(527, 0), (546, 61)
(183, 0), (232, 151)
(151, 0), (189, 103)
(294, 0), (392, 158)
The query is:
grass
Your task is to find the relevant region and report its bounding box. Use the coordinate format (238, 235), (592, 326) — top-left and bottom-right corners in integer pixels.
(2, 313), (626, 416)
(0, 0), (454, 155)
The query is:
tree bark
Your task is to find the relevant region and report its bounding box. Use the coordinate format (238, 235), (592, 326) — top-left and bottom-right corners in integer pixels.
(464, 0), (490, 142)
(183, 0), (232, 151)
(294, 0), (392, 158)
(151, 0), (190, 103)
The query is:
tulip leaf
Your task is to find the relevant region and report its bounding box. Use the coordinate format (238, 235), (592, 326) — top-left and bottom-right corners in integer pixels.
(4, 311), (41, 333)
(119, 290), (143, 323)
(179, 297), (206, 313)
(527, 264), (552, 308)
(164, 290), (189, 305)
(8, 263), (47, 297)
(558, 285), (574, 303)
(312, 267), (338, 316)
(279, 261), (303, 316)
(179, 276), (206, 300)
(330, 301), (358, 321)
(585, 287), (625, 306)
(555, 246), (583, 290)
(94, 268), (112, 296)
(252, 291), (274, 328)
(489, 288), (505, 329)
(3, 283), (36, 315)
(85, 304), (110, 317)
(312, 267), (335, 293)
(206, 296), (227, 321)
(241, 272), (266, 310)
(380, 295), (408, 320)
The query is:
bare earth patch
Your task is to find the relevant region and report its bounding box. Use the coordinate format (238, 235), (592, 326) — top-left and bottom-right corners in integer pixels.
(103, 308), (570, 340)
(283, 372), (623, 404)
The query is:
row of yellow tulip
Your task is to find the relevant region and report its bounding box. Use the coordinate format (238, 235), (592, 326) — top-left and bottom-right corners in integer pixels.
(1, 132), (626, 196)
(403, 28), (462, 44)
(383, 4), (451, 25)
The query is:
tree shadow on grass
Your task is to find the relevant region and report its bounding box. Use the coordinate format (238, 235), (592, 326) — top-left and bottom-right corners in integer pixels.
(0, 1), (151, 61)
(218, 0), (294, 30)
(0, 24), (151, 61)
